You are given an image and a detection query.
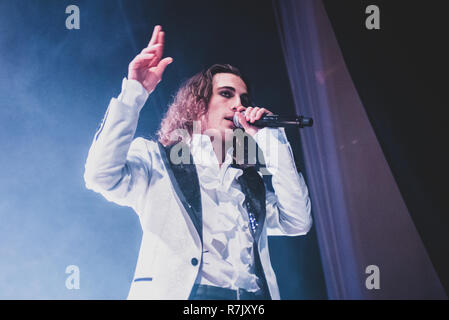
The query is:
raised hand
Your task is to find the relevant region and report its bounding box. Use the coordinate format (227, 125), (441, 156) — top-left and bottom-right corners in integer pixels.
(128, 25), (173, 94)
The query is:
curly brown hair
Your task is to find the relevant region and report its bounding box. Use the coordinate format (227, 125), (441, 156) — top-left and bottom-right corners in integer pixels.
(157, 64), (251, 146)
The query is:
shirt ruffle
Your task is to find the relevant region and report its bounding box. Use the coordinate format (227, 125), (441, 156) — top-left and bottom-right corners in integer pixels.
(190, 134), (261, 292)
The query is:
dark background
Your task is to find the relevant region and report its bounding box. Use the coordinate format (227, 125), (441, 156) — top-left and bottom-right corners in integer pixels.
(323, 0), (449, 295)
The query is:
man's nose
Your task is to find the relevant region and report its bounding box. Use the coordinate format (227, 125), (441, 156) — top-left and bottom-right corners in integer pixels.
(230, 105), (239, 111)
(231, 105), (247, 115)
(230, 96), (243, 111)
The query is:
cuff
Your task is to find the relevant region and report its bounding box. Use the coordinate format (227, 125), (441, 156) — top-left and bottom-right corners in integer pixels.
(253, 127), (295, 173)
(253, 127), (288, 146)
(117, 77), (149, 112)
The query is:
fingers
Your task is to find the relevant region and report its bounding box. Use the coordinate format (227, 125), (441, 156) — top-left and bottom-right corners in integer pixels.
(148, 25), (161, 47)
(245, 107), (258, 123)
(254, 107), (272, 120)
(245, 106), (272, 123)
(129, 53), (156, 69)
(244, 107), (253, 122)
(237, 112), (250, 130)
(142, 26), (165, 65)
(148, 30), (164, 60)
(152, 57), (173, 78)
(137, 42), (164, 70)
(158, 30), (165, 58)
(141, 43), (163, 56)
(156, 34), (164, 59)
(128, 25), (172, 90)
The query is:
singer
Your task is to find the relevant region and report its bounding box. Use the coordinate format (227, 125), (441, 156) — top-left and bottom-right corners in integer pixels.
(84, 25), (312, 300)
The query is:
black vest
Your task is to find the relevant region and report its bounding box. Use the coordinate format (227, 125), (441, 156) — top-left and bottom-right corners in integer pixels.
(158, 142), (271, 298)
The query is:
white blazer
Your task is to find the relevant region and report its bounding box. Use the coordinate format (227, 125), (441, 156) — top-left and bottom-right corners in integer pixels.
(84, 80), (312, 300)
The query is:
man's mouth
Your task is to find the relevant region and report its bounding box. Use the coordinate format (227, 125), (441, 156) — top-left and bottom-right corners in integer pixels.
(224, 116), (236, 128)
(224, 116), (233, 122)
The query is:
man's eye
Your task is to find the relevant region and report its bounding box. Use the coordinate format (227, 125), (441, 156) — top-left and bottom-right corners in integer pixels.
(219, 90), (233, 98)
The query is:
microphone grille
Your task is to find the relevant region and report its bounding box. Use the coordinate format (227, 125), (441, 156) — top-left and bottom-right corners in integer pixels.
(233, 111), (245, 128)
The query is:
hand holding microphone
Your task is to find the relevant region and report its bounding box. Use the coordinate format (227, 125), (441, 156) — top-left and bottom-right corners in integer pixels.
(233, 105), (313, 135)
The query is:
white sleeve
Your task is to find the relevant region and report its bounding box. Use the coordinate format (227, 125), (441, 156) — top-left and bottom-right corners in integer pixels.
(84, 78), (152, 211)
(253, 128), (312, 236)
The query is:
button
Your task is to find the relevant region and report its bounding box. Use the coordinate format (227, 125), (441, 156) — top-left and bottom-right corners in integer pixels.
(191, 258), (199, 266)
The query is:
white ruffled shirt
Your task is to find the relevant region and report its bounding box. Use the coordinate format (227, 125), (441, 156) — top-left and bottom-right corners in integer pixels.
(190, 134), (261, 292)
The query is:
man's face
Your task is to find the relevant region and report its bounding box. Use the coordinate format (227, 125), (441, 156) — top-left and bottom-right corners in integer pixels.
(201, 73), (248, 142)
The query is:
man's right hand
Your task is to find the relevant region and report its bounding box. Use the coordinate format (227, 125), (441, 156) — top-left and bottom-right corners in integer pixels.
(128, 25), (173, 94)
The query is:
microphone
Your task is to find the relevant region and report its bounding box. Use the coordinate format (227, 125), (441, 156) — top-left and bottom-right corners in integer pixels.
(233, 111), (314, 128)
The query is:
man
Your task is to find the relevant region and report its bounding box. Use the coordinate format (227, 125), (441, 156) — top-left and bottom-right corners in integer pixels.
(84, 25), (311, 300)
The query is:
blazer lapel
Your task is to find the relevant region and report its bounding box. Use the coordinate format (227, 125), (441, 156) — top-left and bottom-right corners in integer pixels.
(158, 142), (203, 242)
(158, 142), (267, 245)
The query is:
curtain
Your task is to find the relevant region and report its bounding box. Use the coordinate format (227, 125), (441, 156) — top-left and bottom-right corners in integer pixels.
(273, 0), (446, 299)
